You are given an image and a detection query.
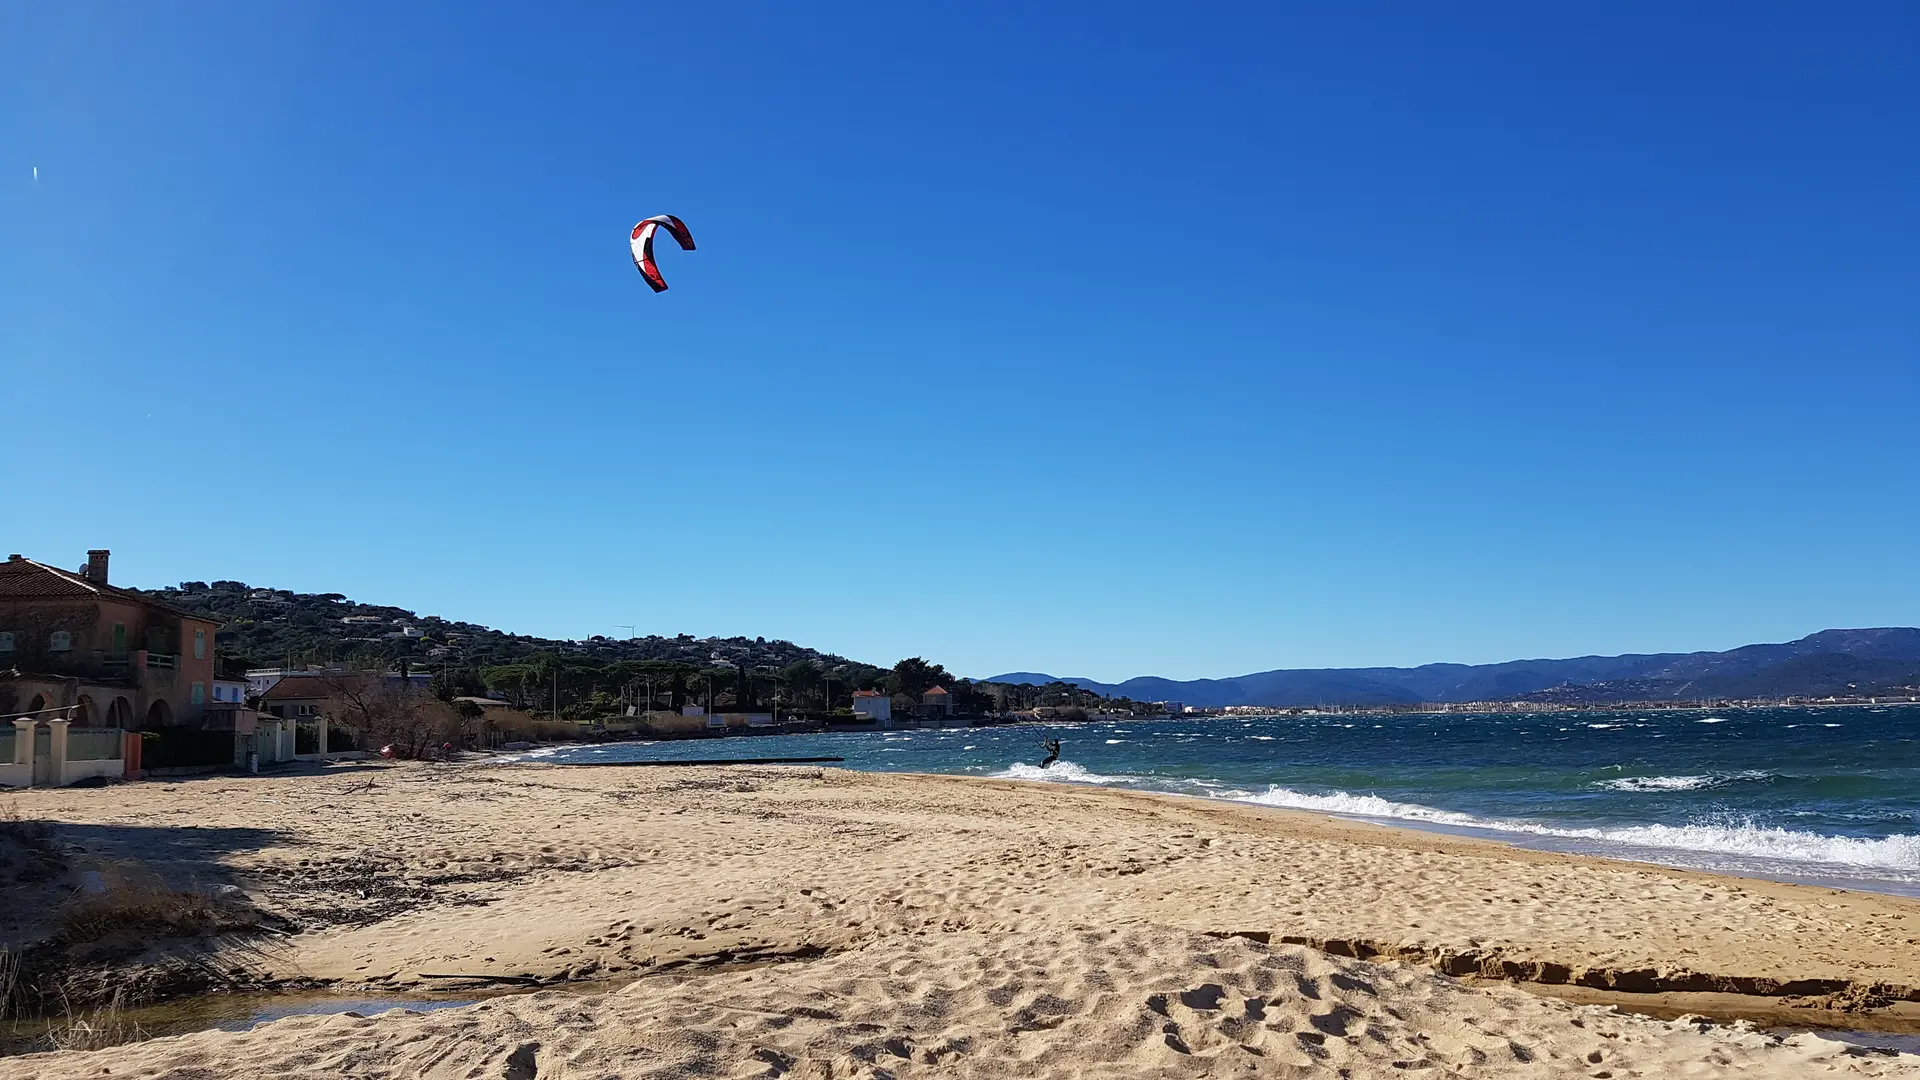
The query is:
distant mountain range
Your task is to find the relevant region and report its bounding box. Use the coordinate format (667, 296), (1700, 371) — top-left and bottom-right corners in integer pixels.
(989, 628), (1920, 707)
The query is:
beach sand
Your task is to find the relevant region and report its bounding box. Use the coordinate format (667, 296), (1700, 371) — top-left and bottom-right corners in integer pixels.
(4, 761), (1919, 1077)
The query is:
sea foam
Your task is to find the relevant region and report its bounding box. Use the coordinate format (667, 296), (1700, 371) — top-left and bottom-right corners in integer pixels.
(1235, 785), (1920, 871)
(995, 760), (1131, 785)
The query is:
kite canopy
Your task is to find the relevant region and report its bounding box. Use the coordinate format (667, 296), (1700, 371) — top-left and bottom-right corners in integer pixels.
(630, 214), (696, 292)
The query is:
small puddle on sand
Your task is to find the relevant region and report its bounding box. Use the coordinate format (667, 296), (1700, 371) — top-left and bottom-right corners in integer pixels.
(2, 990), (483, 1057)
(2, 951), (823, 1057)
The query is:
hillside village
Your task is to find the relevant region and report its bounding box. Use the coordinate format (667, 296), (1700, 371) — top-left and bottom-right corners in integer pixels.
(0, 548), (1146, 788)
(145, 578), (852, 675)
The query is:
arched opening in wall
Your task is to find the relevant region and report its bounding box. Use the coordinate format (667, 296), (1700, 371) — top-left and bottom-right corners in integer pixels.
(25, 694), (46, 718)
(72, 695), (95, 726)
(108, 697), (134, 728)
(145, 699), (173, 730)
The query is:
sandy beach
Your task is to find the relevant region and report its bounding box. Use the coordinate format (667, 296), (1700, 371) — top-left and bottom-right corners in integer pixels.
(4, 761), (1920, 1077)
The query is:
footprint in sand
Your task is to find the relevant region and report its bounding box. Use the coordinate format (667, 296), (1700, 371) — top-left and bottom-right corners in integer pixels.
(501, 1041), (541, 1080)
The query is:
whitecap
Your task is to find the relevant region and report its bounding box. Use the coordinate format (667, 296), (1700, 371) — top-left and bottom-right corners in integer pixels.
(1105, 739), (1126, 744)
(1596, 771), (1771, 793)
(1697, 717), (1730, 724)
(1824, 723), (1843, 728)
(1249, 735), (1276, 741)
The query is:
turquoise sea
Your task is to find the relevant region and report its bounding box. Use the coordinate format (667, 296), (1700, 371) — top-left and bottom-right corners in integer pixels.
(523, 704), (1920, 895)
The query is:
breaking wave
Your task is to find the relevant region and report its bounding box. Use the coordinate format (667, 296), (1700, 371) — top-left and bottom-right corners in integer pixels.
(994, 760), (1133, 785)
(494, 745), (566, 762)
(1234, 785), (1920, 871)
(1237, 786), (1483, 827)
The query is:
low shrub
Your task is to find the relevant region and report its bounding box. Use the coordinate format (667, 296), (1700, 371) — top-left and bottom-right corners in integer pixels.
(56, 865), (260, 960)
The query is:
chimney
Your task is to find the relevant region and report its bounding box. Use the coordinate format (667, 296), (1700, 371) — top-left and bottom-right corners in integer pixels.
(85, 549), (110, 585)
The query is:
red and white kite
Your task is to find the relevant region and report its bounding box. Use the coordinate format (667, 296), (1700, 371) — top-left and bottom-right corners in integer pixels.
(630, 214), (696, 292)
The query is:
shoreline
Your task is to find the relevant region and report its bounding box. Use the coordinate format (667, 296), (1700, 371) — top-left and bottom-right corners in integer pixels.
(5, 763), (1919, 1076)
(941, 762), (1920, 900)
(522, 734), (1920, 900)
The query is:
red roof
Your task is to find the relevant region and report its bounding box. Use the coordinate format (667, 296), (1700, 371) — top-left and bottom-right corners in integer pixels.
(261, 673), (361, 701)
(923, 686), (950, 695)
(0, 557), (212, 622)
(851, 690), (885, 698)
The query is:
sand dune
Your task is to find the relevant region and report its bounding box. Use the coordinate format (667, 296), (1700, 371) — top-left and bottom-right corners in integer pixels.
(4, 762), (1920, 1077)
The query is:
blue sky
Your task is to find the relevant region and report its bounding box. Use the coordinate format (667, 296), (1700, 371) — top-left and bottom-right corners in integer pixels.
(4, 3), (1915, 681)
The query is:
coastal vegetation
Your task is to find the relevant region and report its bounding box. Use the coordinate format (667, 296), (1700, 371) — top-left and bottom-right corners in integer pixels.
(137, 582), (1920, 716)
(139, 582), (1126, 725)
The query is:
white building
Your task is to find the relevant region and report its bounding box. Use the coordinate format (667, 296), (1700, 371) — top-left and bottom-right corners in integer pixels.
(851, 690), (892, 727)
(246, 669), (288, 696)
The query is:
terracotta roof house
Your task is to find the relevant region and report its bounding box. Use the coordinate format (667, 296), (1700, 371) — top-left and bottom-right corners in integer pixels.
(0, 550), (220, 729)
(259, 673), (348, 719)
(919, 685), (954, 717)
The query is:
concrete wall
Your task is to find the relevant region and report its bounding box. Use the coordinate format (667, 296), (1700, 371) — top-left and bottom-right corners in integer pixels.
(642, 711), (710, 735)
(0, 719), (125, 788)
(0, 719), (30, 787)
(62, 755), (123, 785)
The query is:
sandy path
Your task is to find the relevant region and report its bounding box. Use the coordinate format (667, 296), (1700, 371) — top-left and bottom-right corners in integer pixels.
(4, 762), (1920, 1077)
